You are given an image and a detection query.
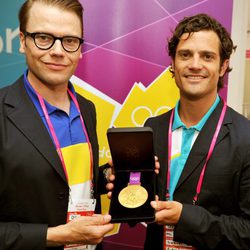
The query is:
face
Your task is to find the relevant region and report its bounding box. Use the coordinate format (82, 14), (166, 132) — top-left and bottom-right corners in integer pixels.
(172, 30), (229, 102)
(19, 2), (82, 90)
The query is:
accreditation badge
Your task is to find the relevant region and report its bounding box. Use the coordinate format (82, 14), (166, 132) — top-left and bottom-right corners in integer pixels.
(165, 225), (195, 250)
(65, 199), (96, 250)
(118, 172), (148, 208)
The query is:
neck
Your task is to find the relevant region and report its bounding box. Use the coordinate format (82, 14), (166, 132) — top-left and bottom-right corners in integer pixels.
(45, 90), (71, 114)
(178, 95), (217, 128)
(28, 77), (70, 114)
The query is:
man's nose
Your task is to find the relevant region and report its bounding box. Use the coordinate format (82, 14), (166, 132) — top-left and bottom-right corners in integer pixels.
(50, 39), (65, 54)
(189, 55), (202, 69)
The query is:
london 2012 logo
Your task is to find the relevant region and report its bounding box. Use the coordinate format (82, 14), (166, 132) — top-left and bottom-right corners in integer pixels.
(0, 27), (19, 54)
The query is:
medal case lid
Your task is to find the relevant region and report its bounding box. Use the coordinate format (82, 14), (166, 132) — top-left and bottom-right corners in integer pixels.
(107, 127), (156, 223)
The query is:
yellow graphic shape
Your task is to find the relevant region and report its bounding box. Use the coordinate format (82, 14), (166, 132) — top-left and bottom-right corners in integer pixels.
(61, 143), (90, 186)
(74, 84), (117, 165)
(72, 79), (120, 236)
(114, 68), (179, 127)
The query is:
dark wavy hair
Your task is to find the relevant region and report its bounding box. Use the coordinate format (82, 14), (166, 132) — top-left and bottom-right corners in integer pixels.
(168, 13), (236, 89)
(19, 0), (84, 37)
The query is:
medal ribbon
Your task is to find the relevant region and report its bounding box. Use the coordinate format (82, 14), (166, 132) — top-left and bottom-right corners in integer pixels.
(167, 99), (227, 204)
(36, 89), (94, 192)
(129, 172), (141, 185)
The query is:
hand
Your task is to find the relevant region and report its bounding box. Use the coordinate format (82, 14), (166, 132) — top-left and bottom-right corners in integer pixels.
(154, 156), (160, 175)
(105, 160), (115, 199)
(46, 214), (114, 246)
(151, 200), (183, 225)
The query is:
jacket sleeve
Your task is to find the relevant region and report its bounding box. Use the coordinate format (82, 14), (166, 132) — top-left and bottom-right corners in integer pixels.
(0, 222), (48, 249)
(174, 148), (250, 249)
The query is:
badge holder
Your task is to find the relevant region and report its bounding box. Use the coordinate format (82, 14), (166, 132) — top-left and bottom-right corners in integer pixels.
(107, 127), (156, 223)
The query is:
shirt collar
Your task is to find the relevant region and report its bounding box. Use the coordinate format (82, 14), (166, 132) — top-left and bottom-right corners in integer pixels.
(172, 95), (220, 131)
(23, 69), (78, 118)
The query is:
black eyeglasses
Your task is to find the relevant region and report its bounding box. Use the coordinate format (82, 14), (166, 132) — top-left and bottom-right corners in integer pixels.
(24, 32), (84, 53)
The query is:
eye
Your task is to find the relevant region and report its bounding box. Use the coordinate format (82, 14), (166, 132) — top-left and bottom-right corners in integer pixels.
(36, 34), (52, 42)
(204, 54), (211, 60)
(182, 52), (189, 58)
(63, 37), (79, 45)
(36, 34), (51, 41)
(178, 50), (191, 60)
(203, 53), (215, 61)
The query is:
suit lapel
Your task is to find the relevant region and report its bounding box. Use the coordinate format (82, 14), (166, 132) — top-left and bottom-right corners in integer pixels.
(175, 100), (231, 191)
(76, 94), (99, 188)
(158, 119), (170, 199)
(77, 95), (96, 147)
(4, 78), (68, 184)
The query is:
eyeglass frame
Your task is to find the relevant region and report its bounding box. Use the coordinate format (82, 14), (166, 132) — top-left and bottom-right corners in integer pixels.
(23, 31), (84, 53)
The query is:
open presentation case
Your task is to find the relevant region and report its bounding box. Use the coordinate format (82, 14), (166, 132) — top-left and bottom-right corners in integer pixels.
(107, 127), (156, 223)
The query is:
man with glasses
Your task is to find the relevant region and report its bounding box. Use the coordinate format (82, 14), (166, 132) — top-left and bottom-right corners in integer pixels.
(23, 32), (84, 53)
(0, 0), (114, 249)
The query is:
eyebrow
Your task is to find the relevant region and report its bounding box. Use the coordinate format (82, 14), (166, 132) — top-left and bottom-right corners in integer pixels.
(30, 31), (82, 38)
(177, 49), (217, 55)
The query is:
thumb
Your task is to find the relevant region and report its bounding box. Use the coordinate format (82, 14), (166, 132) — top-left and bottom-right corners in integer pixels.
(92, 214), (112, 225)
(151, 201), (166, 211)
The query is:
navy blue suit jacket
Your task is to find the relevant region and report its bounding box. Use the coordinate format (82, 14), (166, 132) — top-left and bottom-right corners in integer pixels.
(144, 99), (250, 250)
(0, 76), (106, 249)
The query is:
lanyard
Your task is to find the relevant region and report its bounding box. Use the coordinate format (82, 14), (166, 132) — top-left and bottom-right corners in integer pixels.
(167, 99), (227, 204)
(36, 89), (94, 191)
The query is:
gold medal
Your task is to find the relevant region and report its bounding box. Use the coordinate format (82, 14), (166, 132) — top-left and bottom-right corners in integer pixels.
(118, 184), (148, 208)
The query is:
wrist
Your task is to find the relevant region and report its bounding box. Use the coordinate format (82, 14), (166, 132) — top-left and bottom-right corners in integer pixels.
(46, 224), (69, 247)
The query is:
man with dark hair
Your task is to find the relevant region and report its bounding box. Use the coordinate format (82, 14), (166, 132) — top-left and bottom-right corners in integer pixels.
(0, 0), (113, 249)
(144, 13), (250, 250)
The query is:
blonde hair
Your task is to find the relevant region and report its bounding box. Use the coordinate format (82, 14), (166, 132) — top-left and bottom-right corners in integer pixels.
(19, 0), (84, 36)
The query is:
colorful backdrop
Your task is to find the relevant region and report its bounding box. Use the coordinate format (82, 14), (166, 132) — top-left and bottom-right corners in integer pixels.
(0, 0), (234, 249)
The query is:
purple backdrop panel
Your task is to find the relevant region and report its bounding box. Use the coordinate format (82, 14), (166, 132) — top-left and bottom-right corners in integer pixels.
(103, 17), (176, 67)
(75, 48), (164, 103)
(157, 0), (208, 14)
(81, 0), (167, 46)
(78, 0), (233, 104)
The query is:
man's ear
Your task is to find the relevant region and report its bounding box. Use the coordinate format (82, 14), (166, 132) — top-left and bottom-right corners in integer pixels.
(170, 61), (175, 78)
(171, 61), (175, 71)
(19, 32), (26, 54)
(219, 59), (229, 77)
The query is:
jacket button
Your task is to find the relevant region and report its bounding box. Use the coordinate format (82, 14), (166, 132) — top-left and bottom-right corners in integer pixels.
(58, 192), (66, 199)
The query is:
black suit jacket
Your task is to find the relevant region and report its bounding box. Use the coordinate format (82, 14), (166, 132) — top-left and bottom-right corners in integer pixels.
(0, 76), (106, 249)
(144, 99), (250, 250)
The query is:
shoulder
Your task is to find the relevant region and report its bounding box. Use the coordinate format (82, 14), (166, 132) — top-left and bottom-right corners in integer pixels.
(225, 106), (250, 146)
(226, 106), (250, 128)
(145, 110), (172, 128)
(76, 93), (97, 128)
(0, 85), (9, 100)
(76, 93), (96, 112)
(0, 76), (24, 103)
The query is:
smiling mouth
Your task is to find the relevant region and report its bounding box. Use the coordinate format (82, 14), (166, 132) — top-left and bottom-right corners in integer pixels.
(45, 63), (67, 70)
(185, 75), (206, 80)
